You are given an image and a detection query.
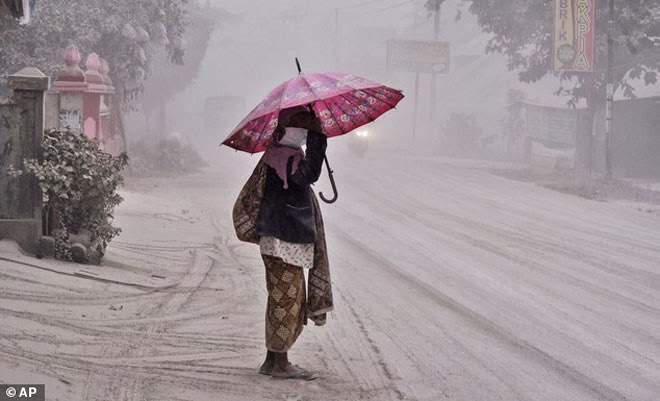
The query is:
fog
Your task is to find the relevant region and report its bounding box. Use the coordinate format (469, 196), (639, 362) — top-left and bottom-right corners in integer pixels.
(119, 0), (660, 180)
(4, 2), (660, 400)
(130, 0), (519, 165)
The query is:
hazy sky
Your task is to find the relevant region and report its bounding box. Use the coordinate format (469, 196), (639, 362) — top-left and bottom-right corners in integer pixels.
(157, 0), (550, 159)
(167, 0), (503, 149)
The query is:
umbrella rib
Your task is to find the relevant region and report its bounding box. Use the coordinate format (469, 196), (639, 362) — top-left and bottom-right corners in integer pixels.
(301, 75), (378, 135)
(318, 99), (344, 135)
(321, 93), (373, 136)
(363, 87), (402, 109)
(301, 74), (356, 135)
(333, 74), (373, 92)
(333, 74), (400, 101)
(251, 78), (297, 153)
(321, 96), (351, 132)
(251, 111), (275, 153)
(274, 79), (294, 116)
(298, 74), (323, 100)
(304, 73), (367, 102)
(337, 93), (377, 124)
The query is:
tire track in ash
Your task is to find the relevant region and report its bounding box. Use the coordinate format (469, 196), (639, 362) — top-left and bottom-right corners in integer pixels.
(79, 211), (268, 400)
(317, 283), (408, 401)
(348, 171), (660, 342)
(324, 222), (516, 400)
(79, 236), (253, 329)
(210, 198), (392, 395)
(67, 208), (264, 399)
(327, 221), (633, 401)
(0, 268), (158, 306)
(81, 249), (215, 401)
(2, 172), (419, 400)
(76, 198), (341, 400)
(329, 166), (660, 400)
(356, 176), (660, 352)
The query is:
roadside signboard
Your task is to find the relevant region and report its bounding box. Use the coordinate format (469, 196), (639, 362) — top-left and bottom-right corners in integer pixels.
(554, 0), (595, 72)
(387, 39), (450, 74)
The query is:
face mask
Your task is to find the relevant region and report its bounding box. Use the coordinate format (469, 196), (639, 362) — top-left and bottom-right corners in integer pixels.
(279, 127), (308, 148)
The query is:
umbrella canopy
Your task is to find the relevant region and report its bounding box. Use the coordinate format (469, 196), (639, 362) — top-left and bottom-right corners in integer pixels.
(222, 72), (404, 153)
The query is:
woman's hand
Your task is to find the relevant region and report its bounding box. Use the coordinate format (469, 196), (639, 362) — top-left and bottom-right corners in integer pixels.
(273, 124), (285, 142)
(283, 108), (324, 134)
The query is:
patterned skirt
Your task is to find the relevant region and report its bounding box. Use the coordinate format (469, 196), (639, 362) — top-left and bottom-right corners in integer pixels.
(262, 254), (307, 352)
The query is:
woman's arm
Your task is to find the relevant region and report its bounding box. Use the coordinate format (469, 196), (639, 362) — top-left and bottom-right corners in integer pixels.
(288, 129), (327, 186)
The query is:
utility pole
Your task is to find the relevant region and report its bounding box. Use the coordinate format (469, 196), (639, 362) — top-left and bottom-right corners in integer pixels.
(429, 0), (441, 140)
(413, 72), (420, 140)
(605, 0), (614, 178)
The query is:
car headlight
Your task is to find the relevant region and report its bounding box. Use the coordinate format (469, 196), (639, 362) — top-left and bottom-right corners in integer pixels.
(356, 129), (369, 137)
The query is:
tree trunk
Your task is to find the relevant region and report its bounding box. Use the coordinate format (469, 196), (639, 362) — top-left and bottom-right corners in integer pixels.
(111, 95), (128, 155)
(575, 106), (595, 184)
(158, 101), (167, 141)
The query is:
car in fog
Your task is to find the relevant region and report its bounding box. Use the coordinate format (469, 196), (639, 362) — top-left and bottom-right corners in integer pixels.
(347, 125), (372, 157)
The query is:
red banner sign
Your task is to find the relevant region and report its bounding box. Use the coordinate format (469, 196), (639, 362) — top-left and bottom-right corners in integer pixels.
(554, 0), (595, 72)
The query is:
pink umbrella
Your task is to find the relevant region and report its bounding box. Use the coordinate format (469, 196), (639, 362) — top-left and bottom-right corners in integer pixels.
(222, 61), (404, 203)
(222, 69), (404, 154)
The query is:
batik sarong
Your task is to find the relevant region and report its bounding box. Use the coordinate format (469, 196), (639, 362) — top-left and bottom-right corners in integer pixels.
(306, 193), (333, 326)
(262, 254), (306, 352)
(233, 159), (334, 342)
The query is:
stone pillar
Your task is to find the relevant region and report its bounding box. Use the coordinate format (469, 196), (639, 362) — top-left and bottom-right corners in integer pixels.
(0, 67), (49, 254)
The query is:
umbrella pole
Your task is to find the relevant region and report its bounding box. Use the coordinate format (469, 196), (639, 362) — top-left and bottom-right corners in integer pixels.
(319, 155), (338, 204)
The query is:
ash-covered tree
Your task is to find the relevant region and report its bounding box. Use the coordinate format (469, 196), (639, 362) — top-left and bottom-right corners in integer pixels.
(0, 0), (190, 109)
(426, 0), (660, 174)
(138, 1), (220, 140)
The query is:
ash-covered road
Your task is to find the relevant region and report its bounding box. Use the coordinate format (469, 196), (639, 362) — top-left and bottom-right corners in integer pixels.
(1, 151), (659, 401)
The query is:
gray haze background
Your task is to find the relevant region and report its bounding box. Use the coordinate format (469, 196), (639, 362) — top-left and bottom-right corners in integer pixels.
(127, 0), (522, 162)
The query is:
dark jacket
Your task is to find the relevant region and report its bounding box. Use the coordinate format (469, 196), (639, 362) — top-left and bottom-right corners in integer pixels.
(256, 130), (327, 244)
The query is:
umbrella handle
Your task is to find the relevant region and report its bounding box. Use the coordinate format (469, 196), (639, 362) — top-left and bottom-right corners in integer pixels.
(319, 155), (338, 204)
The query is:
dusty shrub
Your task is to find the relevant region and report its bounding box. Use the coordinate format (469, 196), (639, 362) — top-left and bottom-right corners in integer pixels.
(9, 128), (128, 260)
(128, 136), (207, 176)
(442, 112), (484, 156)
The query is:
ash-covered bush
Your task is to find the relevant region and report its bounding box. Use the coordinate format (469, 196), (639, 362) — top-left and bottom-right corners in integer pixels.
(128, 135), (207, 176)
(9, 128), (128, 261)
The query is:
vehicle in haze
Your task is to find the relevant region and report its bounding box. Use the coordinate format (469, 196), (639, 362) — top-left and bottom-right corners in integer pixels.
(347, 125), (371, 157)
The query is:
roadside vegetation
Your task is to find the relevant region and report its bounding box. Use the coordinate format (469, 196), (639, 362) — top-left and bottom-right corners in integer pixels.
(9, 128), (128, 263)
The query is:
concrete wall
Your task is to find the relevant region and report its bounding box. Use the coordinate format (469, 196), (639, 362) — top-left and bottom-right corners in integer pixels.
(0, 68), (49, 254)
(593, 97), (660, 178)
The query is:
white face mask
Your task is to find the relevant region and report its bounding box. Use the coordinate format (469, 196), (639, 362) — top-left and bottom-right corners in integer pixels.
(279, 127), (308, 148)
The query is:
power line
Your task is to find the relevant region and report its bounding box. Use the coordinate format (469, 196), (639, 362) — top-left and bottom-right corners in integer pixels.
(336, 0), (416, 12)
(372, 0), (416, 14)
(336, 0), (401, 10)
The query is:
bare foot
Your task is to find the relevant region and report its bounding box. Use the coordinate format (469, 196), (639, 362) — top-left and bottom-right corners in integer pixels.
(259, 360), (274, 376)
(271, 363), (317, 380)
(259, 352), (275, 375)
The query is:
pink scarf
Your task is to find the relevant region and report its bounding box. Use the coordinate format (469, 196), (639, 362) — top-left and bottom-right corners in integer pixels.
(263, 144), (304, 189)
(263, 105), (309, 188)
